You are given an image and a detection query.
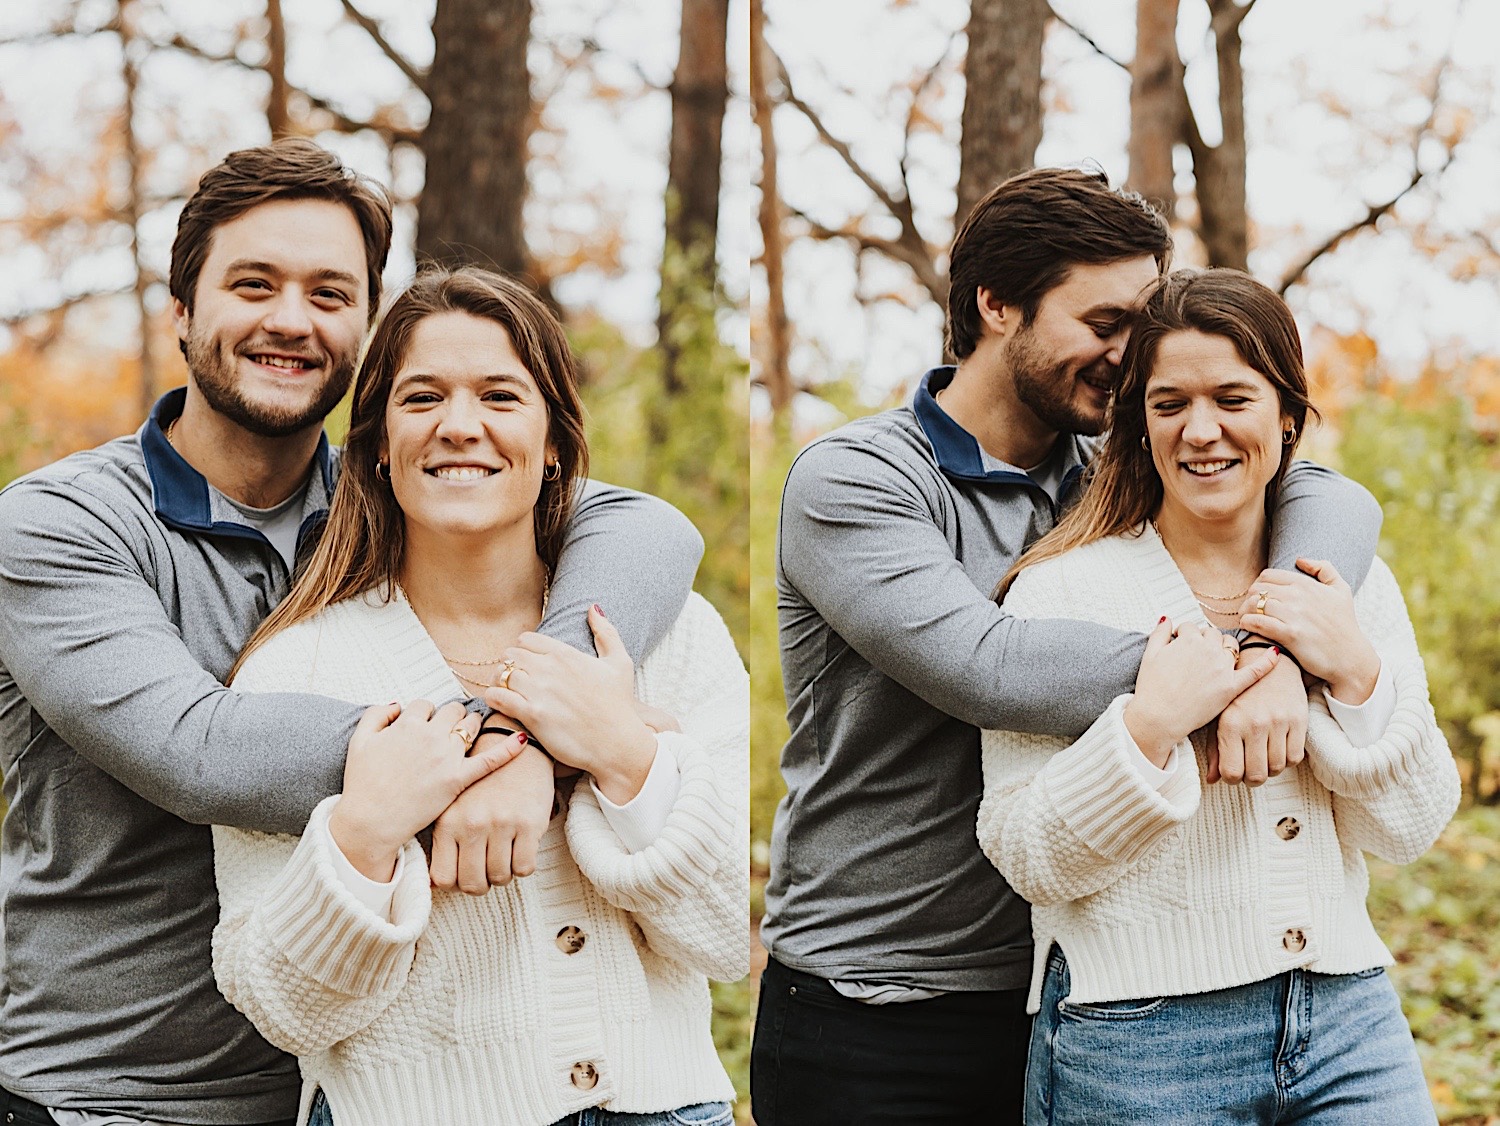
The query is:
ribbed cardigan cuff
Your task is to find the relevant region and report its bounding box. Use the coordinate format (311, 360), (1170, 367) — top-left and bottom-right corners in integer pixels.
(257, 795), (431, 997)
(1043, 695), (1200, 863)
(1305, 658), (1438, 799)
(566, 732), (731, 912)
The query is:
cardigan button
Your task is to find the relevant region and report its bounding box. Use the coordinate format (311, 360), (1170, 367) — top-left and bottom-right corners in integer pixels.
(556, 925), (587, 954)
(1275, 816), (1301, 841)
(1282, 928), (1307, 953)
(570, 1061), (599, 1090)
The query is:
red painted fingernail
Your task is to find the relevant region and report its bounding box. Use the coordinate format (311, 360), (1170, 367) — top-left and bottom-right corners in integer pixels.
(517, 732), (528, 745)
(592, 603), (606, 617)
(1158, 615), (1167, 624)
(1271, 647), (1279, 656)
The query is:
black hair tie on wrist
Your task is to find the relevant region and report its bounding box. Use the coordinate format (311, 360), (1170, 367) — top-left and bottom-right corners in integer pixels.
(1239, 639), (1299, 668)
(475, 722), (549, 758)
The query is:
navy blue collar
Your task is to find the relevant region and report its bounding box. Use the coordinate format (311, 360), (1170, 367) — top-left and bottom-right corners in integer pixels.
(913, 367), (1092, 486)
(142, 387), (335, 531)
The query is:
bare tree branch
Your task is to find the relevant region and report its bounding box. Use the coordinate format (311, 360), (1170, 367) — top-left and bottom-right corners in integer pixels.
(154, 33), (421, 143)
(1277, 151), (1454, 295)
(900, 29), (960, 200)
(1, 284), (139, 326)
(1278, 46), (1460, 294)
(765, 39), (945, 304)
(567, 35), (668, 91)
(769, 50), (905, 219)
(786, 204), (948, 303)
(337, 0), (427, 91)
(1046, 4), (1127, 70)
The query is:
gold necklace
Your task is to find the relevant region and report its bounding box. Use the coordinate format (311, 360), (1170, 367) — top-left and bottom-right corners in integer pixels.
(1191, 584), (1251, 603)
(452, 667), (505, 689)
(165, 417), (179, 445)
(1151, 522), (1255, 605)
(1197, 600), (1241, 619)
(435, 574), (551, 671)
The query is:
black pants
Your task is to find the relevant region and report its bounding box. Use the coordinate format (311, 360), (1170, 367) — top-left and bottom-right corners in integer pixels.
(0, 1089), (295, 1126)
(750, 956), (1031, 1125)
(0, 1090), (52, 1126)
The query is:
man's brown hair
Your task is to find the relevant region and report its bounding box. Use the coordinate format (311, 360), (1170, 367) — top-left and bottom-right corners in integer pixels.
(945, 166), (1172, 360)
(169, 138), (394, 324)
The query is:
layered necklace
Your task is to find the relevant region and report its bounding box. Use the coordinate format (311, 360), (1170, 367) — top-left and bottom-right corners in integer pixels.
(1190, 583), (1251, 625)
(435, 574), (551, 691)
(1152, 521), (1258, 625)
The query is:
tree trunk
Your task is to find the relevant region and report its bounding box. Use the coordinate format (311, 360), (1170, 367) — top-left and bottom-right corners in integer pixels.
(750, 0), (791, 416)
(1127, 0), (1181, 221)
(416, 0), (531, 279)
(1188, 0), (1249, 270)
(119, 0), (156, 420)
(956, 0), (1048, 228)
(265, 0), (290, 138)
(658, 0), (729, 394)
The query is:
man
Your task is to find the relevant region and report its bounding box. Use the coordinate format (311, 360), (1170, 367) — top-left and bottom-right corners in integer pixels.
(749, 167), (1383, 1123)
(0, 140), (702, 1125)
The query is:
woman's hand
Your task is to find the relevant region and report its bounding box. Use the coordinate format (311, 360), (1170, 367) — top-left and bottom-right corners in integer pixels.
(430, 742), (556, 894)
(484, 605), (659, 806)
(329, 700), (525, 881)
(1124, 617), (1280, 766)
(1239, 559), (1381, 704)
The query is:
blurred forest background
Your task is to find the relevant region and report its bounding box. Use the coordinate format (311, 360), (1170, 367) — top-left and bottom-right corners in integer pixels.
(750, 0), (1500, 1120)
(0, 0), (753, 1109)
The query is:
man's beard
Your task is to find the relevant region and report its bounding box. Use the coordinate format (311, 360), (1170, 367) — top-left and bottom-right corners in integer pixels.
(185, 327), (356, 438)
(1008, 324), (1114, 438)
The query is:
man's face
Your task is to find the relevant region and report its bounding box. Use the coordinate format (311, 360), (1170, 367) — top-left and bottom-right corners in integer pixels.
(1003, 256), (1160, 437)
(172, 198), (370, 438)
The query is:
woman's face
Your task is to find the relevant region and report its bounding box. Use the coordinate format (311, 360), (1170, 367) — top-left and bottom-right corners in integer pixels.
(381, 311), (554, 546)
(1144, 329), (1291, 528)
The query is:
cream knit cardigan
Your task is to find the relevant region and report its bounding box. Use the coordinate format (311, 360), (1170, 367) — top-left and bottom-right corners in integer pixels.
(212, 590), (747, 1126)
(977, 524), (1459, 1014)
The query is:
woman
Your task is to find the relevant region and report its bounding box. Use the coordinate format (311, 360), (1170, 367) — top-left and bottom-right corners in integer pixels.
(978, 269), (1458, 1123)
(211, 266), (747, 1126)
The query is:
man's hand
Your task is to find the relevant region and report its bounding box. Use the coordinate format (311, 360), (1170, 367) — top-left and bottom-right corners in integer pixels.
(1210, 655), (1308, 785)
(429, 743), (555, 895)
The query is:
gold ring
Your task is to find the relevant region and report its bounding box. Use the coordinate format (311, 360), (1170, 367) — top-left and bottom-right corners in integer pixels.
(451, 723), (475, 751)
(1254, 591), (1269, 615)
(498, 658), (517, 691)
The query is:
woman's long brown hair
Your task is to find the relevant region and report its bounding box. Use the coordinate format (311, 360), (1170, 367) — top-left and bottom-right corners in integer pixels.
(995, 268), (1319, 602)
(231, 266), (590, 678)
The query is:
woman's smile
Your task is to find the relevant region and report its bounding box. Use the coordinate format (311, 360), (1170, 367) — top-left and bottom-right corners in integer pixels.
(382, 311), (554, 544)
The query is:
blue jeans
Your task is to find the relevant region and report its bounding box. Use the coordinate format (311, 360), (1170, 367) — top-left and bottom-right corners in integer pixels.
(1026, 945), (1436, 1125)
(546, 1103), (734, 1126)
(308, 1090), (731, 1126)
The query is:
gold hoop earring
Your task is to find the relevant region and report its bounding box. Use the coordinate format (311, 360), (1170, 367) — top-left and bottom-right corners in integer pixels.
(543, 461), (561, 481)
(375, 460), (390, 482)
(1140, 436), (1150, 452)
(1282, 426), (1297, 445)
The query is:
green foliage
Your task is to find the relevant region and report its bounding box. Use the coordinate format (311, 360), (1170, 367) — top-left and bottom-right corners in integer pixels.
(711, 976), (754, 1117)
(0, 393), (34, 488)
(749, 429), (793, 855)
(577, 254), (748, 650)
(1368, 805), (1500, 1121)
(1337, 390), (1500, 802)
